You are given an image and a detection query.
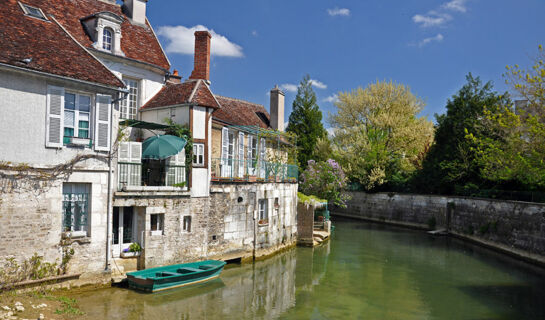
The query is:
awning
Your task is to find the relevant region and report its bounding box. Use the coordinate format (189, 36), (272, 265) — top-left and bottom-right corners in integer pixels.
(142, 135), (187, 160)
(119, 119), (171, 130)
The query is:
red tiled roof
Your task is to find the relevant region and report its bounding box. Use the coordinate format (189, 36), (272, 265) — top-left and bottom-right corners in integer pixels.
(213, 96), (271, 128)
(0, 0), (124, 88)
(141, 80), (221, 110)
(5, 0), (170, 71)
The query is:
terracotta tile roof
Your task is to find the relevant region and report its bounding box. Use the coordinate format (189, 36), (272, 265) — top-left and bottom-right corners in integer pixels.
(5, 0), (170, 71)
(213, 96), (271, 129)
(0, 0), (124, 88)
(141, 80), (221, 110)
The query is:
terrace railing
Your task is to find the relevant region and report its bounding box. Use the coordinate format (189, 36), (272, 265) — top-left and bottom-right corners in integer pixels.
(211, 158), (298, 183)
(117, 162), (186, 190)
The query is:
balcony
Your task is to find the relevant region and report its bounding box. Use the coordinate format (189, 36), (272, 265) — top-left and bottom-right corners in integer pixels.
(117, 161), (187, 192)
(211, 158), (298, 183)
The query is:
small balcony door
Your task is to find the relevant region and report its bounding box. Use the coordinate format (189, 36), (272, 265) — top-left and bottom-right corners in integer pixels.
(112, 207), (137, 257)
(221, 128), (235, 178)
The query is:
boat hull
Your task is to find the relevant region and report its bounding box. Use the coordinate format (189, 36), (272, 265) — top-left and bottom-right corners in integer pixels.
(126, 260), (226, 293)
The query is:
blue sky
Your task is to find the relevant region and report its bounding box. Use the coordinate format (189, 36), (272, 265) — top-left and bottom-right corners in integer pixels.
(145, 0), (545, 127)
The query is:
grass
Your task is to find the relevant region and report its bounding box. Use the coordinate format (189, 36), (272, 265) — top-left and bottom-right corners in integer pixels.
(54, 296), (84, 316)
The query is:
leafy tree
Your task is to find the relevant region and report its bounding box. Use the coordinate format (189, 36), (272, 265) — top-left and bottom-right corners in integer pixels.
(300, 159), (349, 207)
(286, 75), (327, 170)
(329, 80), (434, 190)
(467, 46), (545, 190)
(413, 74), (511, 194)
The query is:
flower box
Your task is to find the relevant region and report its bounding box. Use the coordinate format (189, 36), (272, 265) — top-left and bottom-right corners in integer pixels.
(120, 251), (140, 258)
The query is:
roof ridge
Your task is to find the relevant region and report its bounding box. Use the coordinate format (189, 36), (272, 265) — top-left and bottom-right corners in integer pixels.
(215, 95), (265, 108)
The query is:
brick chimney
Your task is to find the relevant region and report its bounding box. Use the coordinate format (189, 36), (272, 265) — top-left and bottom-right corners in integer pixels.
(189, 31), (212, 81)
(270, 85), (285, 131)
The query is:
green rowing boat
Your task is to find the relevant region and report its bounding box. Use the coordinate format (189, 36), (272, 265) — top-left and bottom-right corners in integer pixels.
(126, 260), (226, 293)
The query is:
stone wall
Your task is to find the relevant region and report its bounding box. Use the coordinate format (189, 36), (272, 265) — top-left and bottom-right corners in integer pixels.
(334, 192), (545, 265)
(296, 203), (314, 246)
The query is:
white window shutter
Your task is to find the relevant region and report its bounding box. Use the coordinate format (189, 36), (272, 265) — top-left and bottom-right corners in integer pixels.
(46, 86), (64, 148)
(95, 94), (111, 151)
(130, 142), (142, 163)
(238, 132), (245, 176)
(221, 127), (229, 160)
(118, 142), (130, 162)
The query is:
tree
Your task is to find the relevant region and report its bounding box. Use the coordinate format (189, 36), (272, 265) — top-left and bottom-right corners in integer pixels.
(413, 74), (511, 194)
(329, 80), (434, 190)
(286, 75), (327, 170)
(467, 46), (545, 190)
(300, 159), (349, 207)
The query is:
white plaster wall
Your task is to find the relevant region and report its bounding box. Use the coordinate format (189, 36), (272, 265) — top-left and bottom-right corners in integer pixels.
(0, 70), (114, 167)
(98, 58), (164, 106)
(191, 168), (209, 197)
(193, 106), (206, 140)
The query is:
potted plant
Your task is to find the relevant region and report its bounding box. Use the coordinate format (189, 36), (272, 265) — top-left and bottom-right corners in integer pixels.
(121, 242), (142, 258)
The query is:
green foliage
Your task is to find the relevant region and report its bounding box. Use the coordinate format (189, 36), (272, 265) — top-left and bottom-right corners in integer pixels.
(330, 80), (434, 191)
(54, 296), (84, 315)
(467, 46), (545, 190)
(286, 75), (327, 170)
(299, 159), (350, 207)
(297, 192), (327, 205)
(129, 242), (142, 252)
(163, 118), (193, 170)
(413, 74), (511, 194)
(0, 254), (59, 287)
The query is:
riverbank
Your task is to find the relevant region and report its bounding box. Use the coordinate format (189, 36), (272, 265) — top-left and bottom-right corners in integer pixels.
(333, 191), (545, 268)
(0, 289), (88, 320)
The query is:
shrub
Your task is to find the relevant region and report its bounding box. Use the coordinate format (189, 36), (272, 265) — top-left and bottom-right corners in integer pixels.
(300, 159), (350, 207)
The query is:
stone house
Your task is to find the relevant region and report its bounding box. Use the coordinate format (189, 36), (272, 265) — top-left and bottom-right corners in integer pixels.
(0, 0), (298, 283)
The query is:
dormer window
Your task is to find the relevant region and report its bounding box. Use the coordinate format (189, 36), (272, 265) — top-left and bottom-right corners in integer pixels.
(102, 28), (113, 51)
(19, 2), (47, 20)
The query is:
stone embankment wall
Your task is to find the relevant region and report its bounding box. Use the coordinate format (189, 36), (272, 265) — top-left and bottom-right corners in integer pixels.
(334, 192), (545, 265)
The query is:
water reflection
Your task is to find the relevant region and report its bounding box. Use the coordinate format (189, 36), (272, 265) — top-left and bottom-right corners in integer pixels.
(74, 220), (545, 320)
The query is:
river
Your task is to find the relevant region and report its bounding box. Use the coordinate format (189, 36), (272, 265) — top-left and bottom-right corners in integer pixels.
(72, 218), (545, 319)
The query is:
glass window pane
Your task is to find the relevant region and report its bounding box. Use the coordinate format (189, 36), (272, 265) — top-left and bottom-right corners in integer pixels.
(79, 96), (91, 112)
(64, 127), (74, 137)
(65, 93), (75, 110)
(78, 129), (89, 139)
(64, 110), (75, 127)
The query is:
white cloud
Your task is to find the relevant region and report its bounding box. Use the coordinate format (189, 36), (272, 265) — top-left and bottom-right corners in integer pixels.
(280, 84), (298, 93)
(412, 12), (452, 27)
(310, 79), (327, 90)
(327, 7), (350, 17)
(442, 0), (468, 13)
(251, 30), (258, 37)
(326, 127), (337, 137)
(323, 94), (339, 103)
(157, 25), (244, 57)
(413, 0), (469, 28)
(417, 34), (444, 47)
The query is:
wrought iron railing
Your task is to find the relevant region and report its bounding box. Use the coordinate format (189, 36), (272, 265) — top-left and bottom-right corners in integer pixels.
(118, 162), (186, 190)
(211, 158), (298, 183)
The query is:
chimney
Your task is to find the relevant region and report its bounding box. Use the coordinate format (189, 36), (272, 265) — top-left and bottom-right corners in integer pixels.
(122, 0), (148, 25)
(270, 85), (285, 131)
(166, 69), (182, 84)
(189, 31), (212, 81)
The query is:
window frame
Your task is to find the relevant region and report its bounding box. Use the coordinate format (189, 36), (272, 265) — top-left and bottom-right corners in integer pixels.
(62, 183), (91, 237)
(182, 216), (192, 233)
(258, 199), (268, 225)
(102, 28), (113, 52)
(193, 143), (205, 167)
(120, 78), (139, 120)
(19, 2), (48, 21)
(150, 214), (164, 236)
(63, 91), (93, 146)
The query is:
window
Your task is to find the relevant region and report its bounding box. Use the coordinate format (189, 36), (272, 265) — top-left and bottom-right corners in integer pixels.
(62, 183), (90, 236)
(102, 28), (113, 51)
(63, 92), (91, 145)
(183, 216), (191, 232)
(193, 143), (204, 166)
(247, 135), (257, 175)
(258, 199), (268, 224)
(20, 3), (47, 20)
(121, 78), (139, 119)
(150, 214), (164, 236)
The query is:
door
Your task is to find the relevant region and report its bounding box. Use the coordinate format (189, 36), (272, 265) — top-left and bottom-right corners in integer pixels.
(112, 207), (136, 257)
(221, 128), (235, 178)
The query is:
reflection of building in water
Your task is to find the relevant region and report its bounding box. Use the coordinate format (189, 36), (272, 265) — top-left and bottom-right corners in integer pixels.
(296, 241), (331, 291)
(76, 249), (298, 319)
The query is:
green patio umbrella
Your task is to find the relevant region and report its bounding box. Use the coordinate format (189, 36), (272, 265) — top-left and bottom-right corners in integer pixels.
(142, 135), (187, 160)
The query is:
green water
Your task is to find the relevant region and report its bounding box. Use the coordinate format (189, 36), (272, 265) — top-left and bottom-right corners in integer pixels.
(73, 219), (545, 319)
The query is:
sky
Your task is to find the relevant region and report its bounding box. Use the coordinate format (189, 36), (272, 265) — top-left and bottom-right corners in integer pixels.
(143, 0), (545, 128)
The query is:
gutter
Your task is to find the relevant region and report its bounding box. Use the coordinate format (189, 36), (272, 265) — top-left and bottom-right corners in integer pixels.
(0, 62), (125, 93)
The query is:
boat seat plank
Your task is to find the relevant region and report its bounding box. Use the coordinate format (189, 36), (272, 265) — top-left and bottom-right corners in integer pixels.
(199, 265), (216, 270)
(176, 267), (201, 274)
